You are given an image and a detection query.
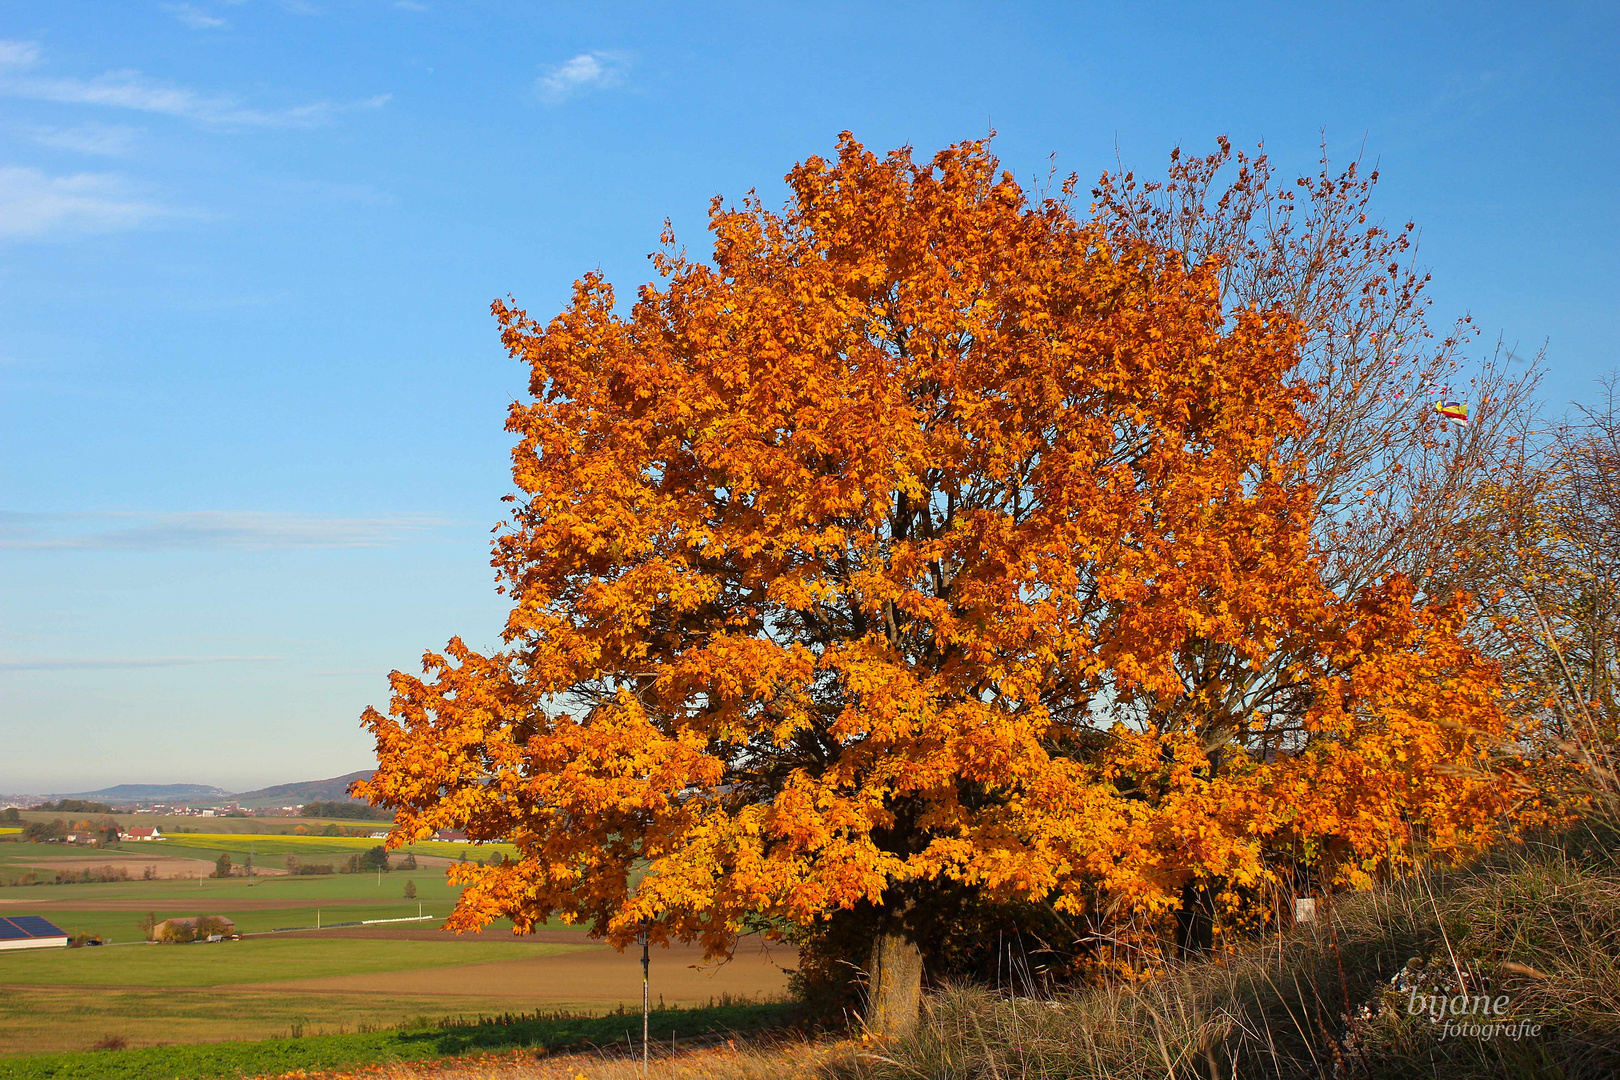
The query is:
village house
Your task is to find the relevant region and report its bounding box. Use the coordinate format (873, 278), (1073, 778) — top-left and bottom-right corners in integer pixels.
(121, 827), (164, 842)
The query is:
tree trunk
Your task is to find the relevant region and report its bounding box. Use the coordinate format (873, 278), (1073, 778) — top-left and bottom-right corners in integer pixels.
(1174, 879), (1216, 959)
(866, 929), (923, 1038)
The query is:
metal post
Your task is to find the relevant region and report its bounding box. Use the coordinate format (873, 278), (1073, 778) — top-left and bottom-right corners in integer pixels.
(640, 920), (650, 1078)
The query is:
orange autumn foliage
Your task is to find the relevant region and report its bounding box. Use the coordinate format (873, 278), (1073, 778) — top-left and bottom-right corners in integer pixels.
(356, 135), (1514, 964)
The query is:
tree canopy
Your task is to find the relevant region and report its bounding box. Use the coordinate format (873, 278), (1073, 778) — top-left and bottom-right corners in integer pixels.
(357, 135), (1513, 990)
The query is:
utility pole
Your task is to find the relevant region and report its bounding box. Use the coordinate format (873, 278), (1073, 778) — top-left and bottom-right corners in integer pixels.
(640, 919), (650, 1078)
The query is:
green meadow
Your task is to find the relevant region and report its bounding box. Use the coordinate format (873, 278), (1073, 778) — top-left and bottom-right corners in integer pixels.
(0, 832), (789, 1063)
(0, 1003), (794, 1080)
(0, 935), (589, 987)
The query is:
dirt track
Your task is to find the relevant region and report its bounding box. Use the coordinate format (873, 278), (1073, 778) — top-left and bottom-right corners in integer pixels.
(249, 934), (795, 1005)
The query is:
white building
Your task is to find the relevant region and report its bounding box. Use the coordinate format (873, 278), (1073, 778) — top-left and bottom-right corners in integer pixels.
(0, 916), (69, 951)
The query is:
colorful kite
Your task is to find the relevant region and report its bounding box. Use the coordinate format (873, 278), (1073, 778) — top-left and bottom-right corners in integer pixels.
(1435, 399), (1469, 425)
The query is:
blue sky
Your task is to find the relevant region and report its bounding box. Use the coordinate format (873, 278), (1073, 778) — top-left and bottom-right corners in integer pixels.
(1, 1), (1615, 793)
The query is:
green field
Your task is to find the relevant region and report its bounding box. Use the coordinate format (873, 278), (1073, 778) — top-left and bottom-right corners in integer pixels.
(0, 1003), (794, 1080)
(152, 831), (517, 861)
(7, 811), (386, 833)
(0, 843), (538, 945)
(0, 935), (591, 987)
(0, 832), (791, 1063)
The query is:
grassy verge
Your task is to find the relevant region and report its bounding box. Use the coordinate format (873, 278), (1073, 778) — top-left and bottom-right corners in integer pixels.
(0, 1002), (794, 1080)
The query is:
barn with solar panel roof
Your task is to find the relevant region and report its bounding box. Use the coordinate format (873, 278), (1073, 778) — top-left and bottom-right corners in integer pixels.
(0, 916), (69, 951)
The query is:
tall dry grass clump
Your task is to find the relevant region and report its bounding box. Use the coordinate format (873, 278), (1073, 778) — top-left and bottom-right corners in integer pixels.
(826, 831), (1620, 1080)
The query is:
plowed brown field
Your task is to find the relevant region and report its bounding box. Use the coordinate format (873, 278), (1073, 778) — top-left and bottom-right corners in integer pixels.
(248, 934), (793, 1006)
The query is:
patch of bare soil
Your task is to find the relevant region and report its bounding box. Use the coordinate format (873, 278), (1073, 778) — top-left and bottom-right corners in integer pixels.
(246, 934), (795, 1005)
(17, 852), (261, 876)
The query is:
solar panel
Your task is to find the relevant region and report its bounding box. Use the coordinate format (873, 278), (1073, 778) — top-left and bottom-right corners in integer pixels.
(6, 916), (66, 937)
(0, 919), (27, 940)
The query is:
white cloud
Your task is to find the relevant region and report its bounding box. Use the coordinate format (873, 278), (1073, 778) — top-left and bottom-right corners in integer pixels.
(0, 40), (40, 68)
(0, 166), (170, 239)
(3, 70), (390, 128)
(161, 3), (227, 29)
(536, 51), (627, 104)
(0, 510), (452, 550)
(17, 121), (140, 156)
(0, 40), (389, 129)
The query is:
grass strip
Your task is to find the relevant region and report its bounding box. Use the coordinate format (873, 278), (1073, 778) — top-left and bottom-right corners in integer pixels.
(0, 1002), (793, 1079)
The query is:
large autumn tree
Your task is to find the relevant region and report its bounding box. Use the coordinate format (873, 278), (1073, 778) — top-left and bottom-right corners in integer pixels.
(357, 135), (1512, 1033)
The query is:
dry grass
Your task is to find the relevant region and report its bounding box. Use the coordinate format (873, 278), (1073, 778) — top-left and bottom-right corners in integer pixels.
(826, 831), (1620, 1080)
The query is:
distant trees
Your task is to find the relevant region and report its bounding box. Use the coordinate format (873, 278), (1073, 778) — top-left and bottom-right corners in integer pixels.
(157, 916), (233, 943)
(54, 865), (131, 885)
(404, 880), (417, 899)
(21, 820), (67, 843)
(31, 800), (114, 814)
(0, 807), (19, 823)
(300, 801), (388, 821)
(211, 853), (232, 879)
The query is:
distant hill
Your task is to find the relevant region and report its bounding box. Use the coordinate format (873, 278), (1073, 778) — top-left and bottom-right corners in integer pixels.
(60, 783), (231, 803)
(231, 770), (374, 809)
(37, 771), (376, 810)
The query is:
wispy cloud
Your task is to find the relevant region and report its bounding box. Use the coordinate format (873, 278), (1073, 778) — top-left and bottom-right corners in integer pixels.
(0, 166), (172, 239)
(161, 3), (227, 29)
(15, 121), (140, 156)
(536, 51), (627, 105)
(0, 510), (453, 551)
(0, 40), (39, 68)
(0, 655), (277, 672)
(0, 39), (389, 128)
